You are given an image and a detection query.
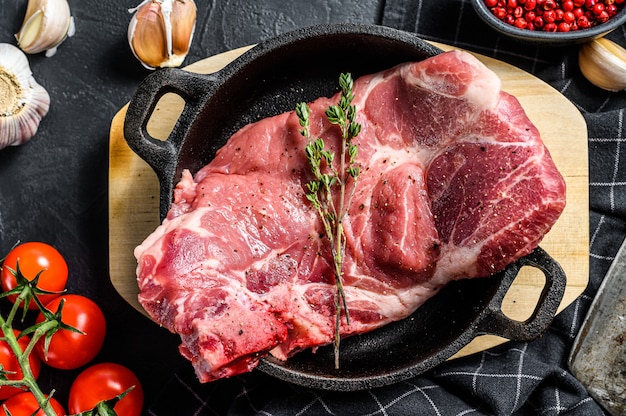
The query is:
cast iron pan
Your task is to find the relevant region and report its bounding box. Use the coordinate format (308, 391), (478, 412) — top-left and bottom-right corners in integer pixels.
(123, 23), (567, 391)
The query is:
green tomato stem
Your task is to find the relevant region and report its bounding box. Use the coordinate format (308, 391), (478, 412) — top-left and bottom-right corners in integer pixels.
(0, 287), (60, 415)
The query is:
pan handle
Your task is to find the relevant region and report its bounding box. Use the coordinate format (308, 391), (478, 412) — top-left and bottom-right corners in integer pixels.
(477, 247), (566, 341)
(123, 68), (218, 214)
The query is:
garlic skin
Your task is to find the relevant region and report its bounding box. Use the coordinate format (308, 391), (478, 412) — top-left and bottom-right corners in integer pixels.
(0, 43), (50, 149)
(128, 0), (197, 70)
(579, 38), (626, 92)
(15, 0), (75, 58)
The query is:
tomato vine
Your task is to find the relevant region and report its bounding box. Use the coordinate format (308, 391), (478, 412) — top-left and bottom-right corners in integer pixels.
(0, 242), (141, 416)
(0, 259), (65, 415)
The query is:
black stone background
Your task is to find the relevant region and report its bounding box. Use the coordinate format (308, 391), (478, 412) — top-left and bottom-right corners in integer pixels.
(0, 0), (383, 411)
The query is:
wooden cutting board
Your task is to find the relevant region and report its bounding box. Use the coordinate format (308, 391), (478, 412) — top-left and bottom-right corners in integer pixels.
(108, 42), (589, 358)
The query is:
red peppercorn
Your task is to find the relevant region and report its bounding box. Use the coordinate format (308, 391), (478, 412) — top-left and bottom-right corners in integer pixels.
(533, 14), (545, 26)
(524, 0), (537, 9)
(562, 0), (575, 10)
(563, 10), (576, 22)
(525, 10), (537, 20)
(485, 0), (498, 7)
(543, 9), (557, 21)
(573, 6), (585, 17)
(544, 0), (557, 9)
(593, 3), (605, 13)
(543, 22), (558, 30)
(577, 15), (591, 26)
(597, 9), (610, 21)
(558, 21), (571, 30)
(493, 6), (507, 18)
(573, 0), (585, 6)
(555, 8), (565, 19)
(514, 17), (528, 27)
(585, 0), (596, 8)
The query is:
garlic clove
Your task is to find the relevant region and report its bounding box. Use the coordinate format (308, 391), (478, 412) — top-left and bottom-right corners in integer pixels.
(128, 0), (197, 70)
(169, 0), (196, 61)
(0, 43), (50, 149)
(579, 37), (626, 92)
(15, 0), (75, 57)
(128, 2), (171, 69)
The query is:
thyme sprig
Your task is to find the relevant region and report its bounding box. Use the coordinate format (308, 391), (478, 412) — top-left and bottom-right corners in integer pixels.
(296, 73), (361, 369)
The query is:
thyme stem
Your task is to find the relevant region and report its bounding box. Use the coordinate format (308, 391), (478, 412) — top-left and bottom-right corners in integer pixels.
(297, 73), (361, 369)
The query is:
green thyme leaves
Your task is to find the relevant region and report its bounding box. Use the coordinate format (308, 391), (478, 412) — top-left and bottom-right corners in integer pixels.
(296, 72), (361, 369)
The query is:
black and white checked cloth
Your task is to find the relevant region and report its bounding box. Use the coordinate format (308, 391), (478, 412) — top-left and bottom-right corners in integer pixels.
(147, 2), (625, 414)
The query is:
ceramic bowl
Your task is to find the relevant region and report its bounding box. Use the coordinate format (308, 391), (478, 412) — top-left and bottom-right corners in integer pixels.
(471, 0), (626, 45)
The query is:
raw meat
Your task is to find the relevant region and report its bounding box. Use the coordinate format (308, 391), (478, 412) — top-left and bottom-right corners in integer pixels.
(134, 50), (566, 383)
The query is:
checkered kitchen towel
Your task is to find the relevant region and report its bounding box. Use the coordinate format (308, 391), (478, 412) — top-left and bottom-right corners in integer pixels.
(147, 1), (626, 414)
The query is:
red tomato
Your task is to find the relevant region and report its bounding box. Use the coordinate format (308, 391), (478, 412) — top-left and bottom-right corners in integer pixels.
(0, 330), (41, 400)
(34, 294), (106, 370)
(1, 242), (68, 310)
(0, 392), (65, 416)
(68, 363), (144, 416)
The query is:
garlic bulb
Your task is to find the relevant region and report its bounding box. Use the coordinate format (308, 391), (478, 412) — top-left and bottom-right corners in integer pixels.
(15, 0), (75, 58)
(0, 43), (50, 149)
(128, 0), (197, 70)
(579, 37), (626, 92)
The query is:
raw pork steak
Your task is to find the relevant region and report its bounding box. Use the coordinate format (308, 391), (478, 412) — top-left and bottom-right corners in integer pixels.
(134, 50), (566, 382)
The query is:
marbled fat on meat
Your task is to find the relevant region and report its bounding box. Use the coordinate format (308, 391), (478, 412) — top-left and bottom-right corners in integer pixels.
(134, 50), (566, 382)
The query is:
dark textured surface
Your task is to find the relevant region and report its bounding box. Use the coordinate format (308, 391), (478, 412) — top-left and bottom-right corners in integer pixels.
(0, 0), (382, 411)
(2, 0), (625, 414)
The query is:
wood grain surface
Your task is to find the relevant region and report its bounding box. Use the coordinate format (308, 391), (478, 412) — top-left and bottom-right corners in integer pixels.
(108, 43), (589, 359)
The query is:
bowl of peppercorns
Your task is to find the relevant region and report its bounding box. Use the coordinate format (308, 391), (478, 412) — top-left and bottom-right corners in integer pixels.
(472, 0), (626, 45)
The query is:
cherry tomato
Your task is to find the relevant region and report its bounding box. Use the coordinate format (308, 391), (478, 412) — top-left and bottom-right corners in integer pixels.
(0, 330), (41, 400)
(34, 294), (106, 370)
(0, 392), (65, 416)
(68, 363), (144, 416)
(1, 242), (68, 310)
